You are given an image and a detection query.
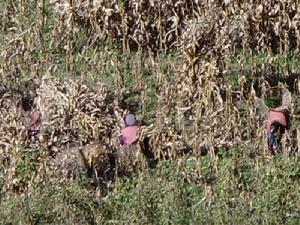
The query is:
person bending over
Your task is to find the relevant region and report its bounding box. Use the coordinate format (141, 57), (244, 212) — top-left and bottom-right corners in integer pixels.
(266, 106), (289, 154)
(119, 114), (139, 146)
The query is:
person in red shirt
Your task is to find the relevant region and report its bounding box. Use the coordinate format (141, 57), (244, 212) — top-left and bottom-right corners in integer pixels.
(28, 111), (42, 138)
(266, 106), (289, 153)
(119, 114), (139, 146)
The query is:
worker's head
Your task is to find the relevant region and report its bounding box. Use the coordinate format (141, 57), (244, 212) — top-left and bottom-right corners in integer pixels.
(124, 113), (136, 126)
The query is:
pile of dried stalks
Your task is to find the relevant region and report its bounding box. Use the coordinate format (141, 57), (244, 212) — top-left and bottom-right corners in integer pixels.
(0, 75), (129, 189)
(35, 74), (117, 145)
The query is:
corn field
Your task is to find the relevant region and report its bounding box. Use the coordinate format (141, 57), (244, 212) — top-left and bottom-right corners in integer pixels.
(1, 0), (300, 224)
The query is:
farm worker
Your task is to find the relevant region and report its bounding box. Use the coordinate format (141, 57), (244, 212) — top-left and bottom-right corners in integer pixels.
(119, 113), (139, 145)
(266, 106), (289, 152)
(29, 111), (42, 137)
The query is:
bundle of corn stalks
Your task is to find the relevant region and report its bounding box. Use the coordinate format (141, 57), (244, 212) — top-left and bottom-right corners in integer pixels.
(35, 73), (117, 145)
(0, 74), (124, 187)
(0, 85), (39, 192)
(0, 88), (31, 151)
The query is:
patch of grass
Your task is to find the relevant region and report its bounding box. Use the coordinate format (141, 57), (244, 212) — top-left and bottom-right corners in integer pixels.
(0, 178), (108, 225)
(1, 153), (300, 224)
(265, 96), (281, 108)
(224, 51), (300, 80)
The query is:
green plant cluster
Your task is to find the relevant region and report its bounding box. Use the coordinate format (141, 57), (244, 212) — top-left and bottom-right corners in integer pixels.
(1, 152), (300, 225)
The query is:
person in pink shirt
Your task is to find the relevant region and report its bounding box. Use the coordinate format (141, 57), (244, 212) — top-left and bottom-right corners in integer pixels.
(28, 111), (42, 139)
(119, 114), (139, 146)
(266, 106), (289, 153)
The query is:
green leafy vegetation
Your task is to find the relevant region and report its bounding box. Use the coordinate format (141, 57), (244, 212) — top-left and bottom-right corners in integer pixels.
(265, 96), (282, 108)
(1, 155), (300, 224)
